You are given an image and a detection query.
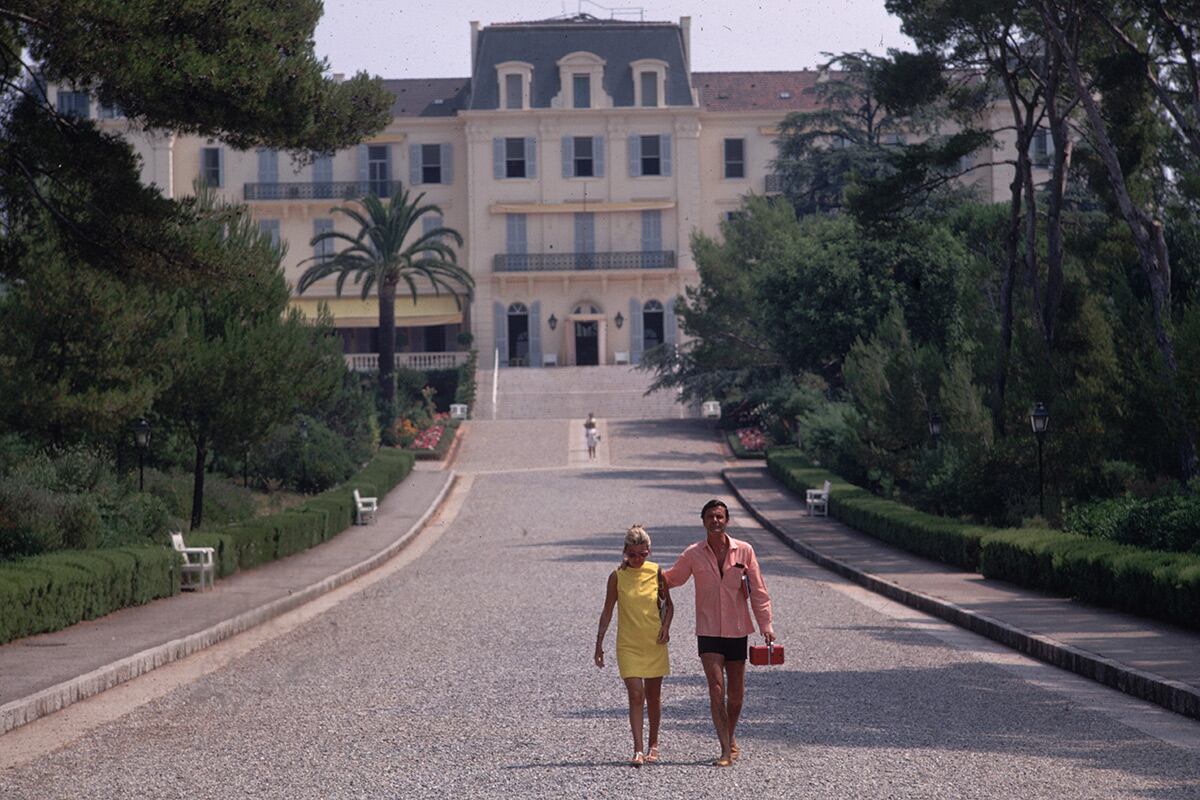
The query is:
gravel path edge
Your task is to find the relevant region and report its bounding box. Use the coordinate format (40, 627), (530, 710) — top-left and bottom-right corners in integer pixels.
(722, 468), (1200, 722)
(0, 471), (458, 736)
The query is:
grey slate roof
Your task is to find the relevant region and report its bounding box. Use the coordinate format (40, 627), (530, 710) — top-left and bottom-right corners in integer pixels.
(381, 79), (471, 117)
(469, 18), (694, 110)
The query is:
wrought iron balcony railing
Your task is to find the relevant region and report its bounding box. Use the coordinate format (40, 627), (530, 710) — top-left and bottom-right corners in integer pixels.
(493, 250), (676, 272)
(244, 181), (397, 201)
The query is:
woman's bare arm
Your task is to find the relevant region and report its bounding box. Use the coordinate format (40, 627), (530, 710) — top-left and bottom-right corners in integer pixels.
(594, 571), (618, 667)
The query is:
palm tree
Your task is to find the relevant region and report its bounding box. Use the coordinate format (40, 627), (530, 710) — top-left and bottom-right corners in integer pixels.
(298, 187), (472, 410)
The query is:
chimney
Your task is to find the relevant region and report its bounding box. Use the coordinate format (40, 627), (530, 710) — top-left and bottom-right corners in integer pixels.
(470, 21), (481, 73)
(680, 16), (691, 73)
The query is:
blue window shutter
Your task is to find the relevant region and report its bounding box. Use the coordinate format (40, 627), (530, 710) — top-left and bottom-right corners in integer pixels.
(665, 297), (678, 347)
(313, 218), (334, 259)
(630, 298), (644, 364)
(641, 210), (662, 253)
(525, 137), (537, 178)
(409, 144), (422, 185)
(422, 214), (443, 236)
(628, 134), (641, 177)
(216, 147), (225, 188)
(493, 138), (504, 179)
(662, 135), (672, 176)
(594, 136), (605, 177)
(494, 302), (509, 366)
(257, 149), (278, 184)
(357, 145), (369, 192)
(575, 213), (594, 255)
(441, 144), (453, 184)
(313, 154), (332, 184)
(385, 146), (395, 182)
(506, 214), (527, 256)
(259, 219), (280, 248)
(561, 136), (573, 178)
(529, 301), (542, 368)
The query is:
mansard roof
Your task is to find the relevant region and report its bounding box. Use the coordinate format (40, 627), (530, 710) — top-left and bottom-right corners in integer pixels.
(468, 17), (694, 110)
(382, 78), (471, 117)
(693, 71), (823, 113)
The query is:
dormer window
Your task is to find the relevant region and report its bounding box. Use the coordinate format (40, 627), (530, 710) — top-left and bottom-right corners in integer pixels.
(573, 74), (592, 109)
(631, 59), (668, 108)
(553, 52), (609, 110)
(497, 61), (534, 110)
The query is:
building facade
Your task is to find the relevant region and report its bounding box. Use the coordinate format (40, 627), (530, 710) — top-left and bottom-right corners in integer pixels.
(52, 14), (1038, 369)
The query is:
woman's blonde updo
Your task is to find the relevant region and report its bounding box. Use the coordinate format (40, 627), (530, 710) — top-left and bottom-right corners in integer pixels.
(624, 524), (651, 551)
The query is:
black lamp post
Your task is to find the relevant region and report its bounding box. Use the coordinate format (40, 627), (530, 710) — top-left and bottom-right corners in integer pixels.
(548, 313), (558, 331)
(928, 412), (943, 446)
(1030, 402), (1050, 516)
(133, 418), (151, 491)
(614, 311), (624, 329)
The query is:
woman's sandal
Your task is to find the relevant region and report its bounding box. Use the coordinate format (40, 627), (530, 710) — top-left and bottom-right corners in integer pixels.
(645, 746), (659, 764)
(712, 755), (733, 767)
(631, 752), (645, 767)
(730, 742), (741, 762)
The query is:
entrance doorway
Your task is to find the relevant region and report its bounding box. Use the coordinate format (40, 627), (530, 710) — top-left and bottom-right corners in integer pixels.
(575, 320), (599, 365)
(507, 302), (529, 366)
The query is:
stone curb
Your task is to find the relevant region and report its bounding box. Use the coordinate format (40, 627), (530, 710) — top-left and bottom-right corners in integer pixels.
(0, 470), (457, 736)
(723, 468), (1200, 722)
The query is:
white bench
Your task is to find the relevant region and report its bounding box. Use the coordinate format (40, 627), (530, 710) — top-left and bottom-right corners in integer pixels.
(614, 351), (630, 365)
(806, 480), (832, 517)
(542, 352), (558, 367)
(170, 531), (215, 592)
(450, 403), (469, 419)
(701, 400), (721, 419)
(353, 488), (378, 525)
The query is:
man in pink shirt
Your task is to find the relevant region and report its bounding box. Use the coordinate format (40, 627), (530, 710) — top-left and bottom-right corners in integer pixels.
(663, 498), (775, 767)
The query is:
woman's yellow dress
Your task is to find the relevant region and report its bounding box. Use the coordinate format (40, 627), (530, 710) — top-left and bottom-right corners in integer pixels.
(615, 561), (670, 679)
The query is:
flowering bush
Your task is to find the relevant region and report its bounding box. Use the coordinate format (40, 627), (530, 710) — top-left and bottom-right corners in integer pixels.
(390, 418), (420, 448)
(412, 425), (445, 451)
(736, 427), (767, 452)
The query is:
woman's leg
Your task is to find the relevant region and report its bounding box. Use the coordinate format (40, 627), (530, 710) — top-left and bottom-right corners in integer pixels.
(624, 677), (646, 755)
(645, 677), (663, 751)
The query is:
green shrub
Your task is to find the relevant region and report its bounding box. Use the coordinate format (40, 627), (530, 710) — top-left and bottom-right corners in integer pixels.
(454, 351), (478, 407)
(252, 418), (355, 494)
(98, 492), (173, 548)
(144, 469), (256, 527)
(271, 511), (326, 558)
(0, 480), (65, 557)
(221, 522), (277, 570)
(1064, 494), (1200, 554)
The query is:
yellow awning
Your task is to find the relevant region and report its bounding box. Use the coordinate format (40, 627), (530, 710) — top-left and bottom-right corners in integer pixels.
(290, 295), (464, 328)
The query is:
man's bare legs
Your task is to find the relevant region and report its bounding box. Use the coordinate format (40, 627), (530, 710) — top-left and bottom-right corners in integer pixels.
(701, 653), (733, 763)
(724, 659), (746, 758)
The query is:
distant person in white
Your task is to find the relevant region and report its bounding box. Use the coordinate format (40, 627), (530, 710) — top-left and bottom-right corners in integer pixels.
(585, 413), (600, 460)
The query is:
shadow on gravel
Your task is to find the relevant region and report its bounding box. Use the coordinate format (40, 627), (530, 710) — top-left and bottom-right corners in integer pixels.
(578, 469), (720, 495)
(526, 525), (718, 564)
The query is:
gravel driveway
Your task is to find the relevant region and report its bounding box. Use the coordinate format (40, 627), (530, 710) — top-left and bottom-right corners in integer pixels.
(3, 420), (1199, 799)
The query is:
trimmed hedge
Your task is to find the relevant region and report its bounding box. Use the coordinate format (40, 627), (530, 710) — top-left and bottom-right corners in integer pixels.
(0, 546), (178, 643)
(767, 449), (1200, 630)
(0, 449), (416, 645)
(768, 450), (988, 570)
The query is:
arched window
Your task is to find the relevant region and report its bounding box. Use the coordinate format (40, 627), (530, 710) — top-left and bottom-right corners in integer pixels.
(643, 299), (664, 351)
(507, 303), (529, 365)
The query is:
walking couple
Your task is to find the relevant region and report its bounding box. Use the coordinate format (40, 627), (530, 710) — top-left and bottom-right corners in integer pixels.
(593, 499), (776, 767)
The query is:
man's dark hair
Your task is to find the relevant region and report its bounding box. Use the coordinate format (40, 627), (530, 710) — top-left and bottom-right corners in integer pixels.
(700, 499), (729, 520)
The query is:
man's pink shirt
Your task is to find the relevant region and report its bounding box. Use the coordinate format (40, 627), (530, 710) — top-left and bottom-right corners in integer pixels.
(663, 535), (772, 638)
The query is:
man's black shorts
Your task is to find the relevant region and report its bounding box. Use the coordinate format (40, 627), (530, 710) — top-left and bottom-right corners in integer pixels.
(697, 635), (748, 661)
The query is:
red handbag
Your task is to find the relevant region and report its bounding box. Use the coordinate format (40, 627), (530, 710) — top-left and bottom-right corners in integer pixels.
(749, 640), (784, 666)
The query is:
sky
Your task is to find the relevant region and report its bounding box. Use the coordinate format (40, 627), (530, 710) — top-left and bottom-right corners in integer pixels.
(313, 0), (914, 79)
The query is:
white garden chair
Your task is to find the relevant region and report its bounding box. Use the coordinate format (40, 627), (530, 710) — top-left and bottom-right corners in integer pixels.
(806, 480), (832, 517)
(170, 531), (215, 592)
(353, 489), (378, 525)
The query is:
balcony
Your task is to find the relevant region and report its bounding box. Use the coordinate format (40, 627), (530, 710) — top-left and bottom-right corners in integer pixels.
(344, 351), (471, 372)
(493, 250), (676, 272)
(244, 181), (398, 201)
(764, 173), (784, 194)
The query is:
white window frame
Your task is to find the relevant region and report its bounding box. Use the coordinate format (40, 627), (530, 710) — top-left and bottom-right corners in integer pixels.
(553, 52), (609, 110)
(723, 138), (746, 180)
(631, 59), (668, 108)
(497, 61), (534, 110)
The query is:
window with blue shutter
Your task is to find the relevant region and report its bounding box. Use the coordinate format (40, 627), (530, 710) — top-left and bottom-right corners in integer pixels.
(529, 301), (542, 367)
(505, 137), (527, 178)
(640, 136), (661, 176)
(367, 145), (391, 197)
(641, 210), (662, 256)
(313, 218), (334, 261)
(630, 298), (644, 364)
(573, 136), (594, 177)
(422, 214), (443, 239)
(56, 90), (89, 118)
(594, 136), (605, 177)
(313, 154), (333, 192)
(561, 136), (574, 178)
(661, 135), (672, 176)
(723, 138), (745, 179)
(257, 149), (279, 185)
(628, 135), (642, 177)
(441, 144), (453, 184)
(494, 301), (509, 366)
(575, 213), (595, 268)
(524, 137), (538, 178)
(357, 144), (369, 193)
(506, 214), (527, 270)
(421, 144), (442, 183)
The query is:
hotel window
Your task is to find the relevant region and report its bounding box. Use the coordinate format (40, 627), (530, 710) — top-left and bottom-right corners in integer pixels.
(313, 154), (333, 184)
(573, 74), (591, 109)
(561, 135), (607, 179)
(98, 101), (122, 119)
(640, 72), (658, 107)
(505, 74), (524, 110)
(723, 138), (745, 179)
(1032, 128), (1054, 167)
(422, 144), (442, 184)
(258, 219), (280, 248)
(629, 134), (671, 177)
(200, 146), (223, 187)
(56, 90), (89, 118)
(367, 145), (391, 197)
(313, 218), (334, 261)
(495, 137), (537, 179)
(422, 213), (444, 240)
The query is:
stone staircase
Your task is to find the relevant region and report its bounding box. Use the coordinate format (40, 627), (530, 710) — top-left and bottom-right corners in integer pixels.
(474, 365), (696, 420)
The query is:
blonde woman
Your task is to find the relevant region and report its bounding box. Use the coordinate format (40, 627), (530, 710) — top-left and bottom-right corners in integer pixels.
(594, 524), (673, 766)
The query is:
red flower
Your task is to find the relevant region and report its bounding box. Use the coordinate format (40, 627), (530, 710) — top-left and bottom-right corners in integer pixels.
(736, 427), (766, 451)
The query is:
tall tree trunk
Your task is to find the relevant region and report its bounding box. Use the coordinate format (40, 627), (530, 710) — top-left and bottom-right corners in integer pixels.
(378, 279), (397, 412)
(1042, 35), (1073, 348)
(1040, 0), (1198, 481)
(190, 433), (207, 531)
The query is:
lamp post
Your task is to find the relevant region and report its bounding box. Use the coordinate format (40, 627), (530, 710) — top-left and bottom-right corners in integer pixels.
(132, 418), (151, 491)
(548, 313), (558, 331)
(614, 311), (624, 329)
(928, 412), (943, 447)
(1030, 402), (1050, 516)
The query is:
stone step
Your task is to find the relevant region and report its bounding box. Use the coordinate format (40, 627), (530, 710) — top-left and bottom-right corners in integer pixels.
(473, 365), (696, 420)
